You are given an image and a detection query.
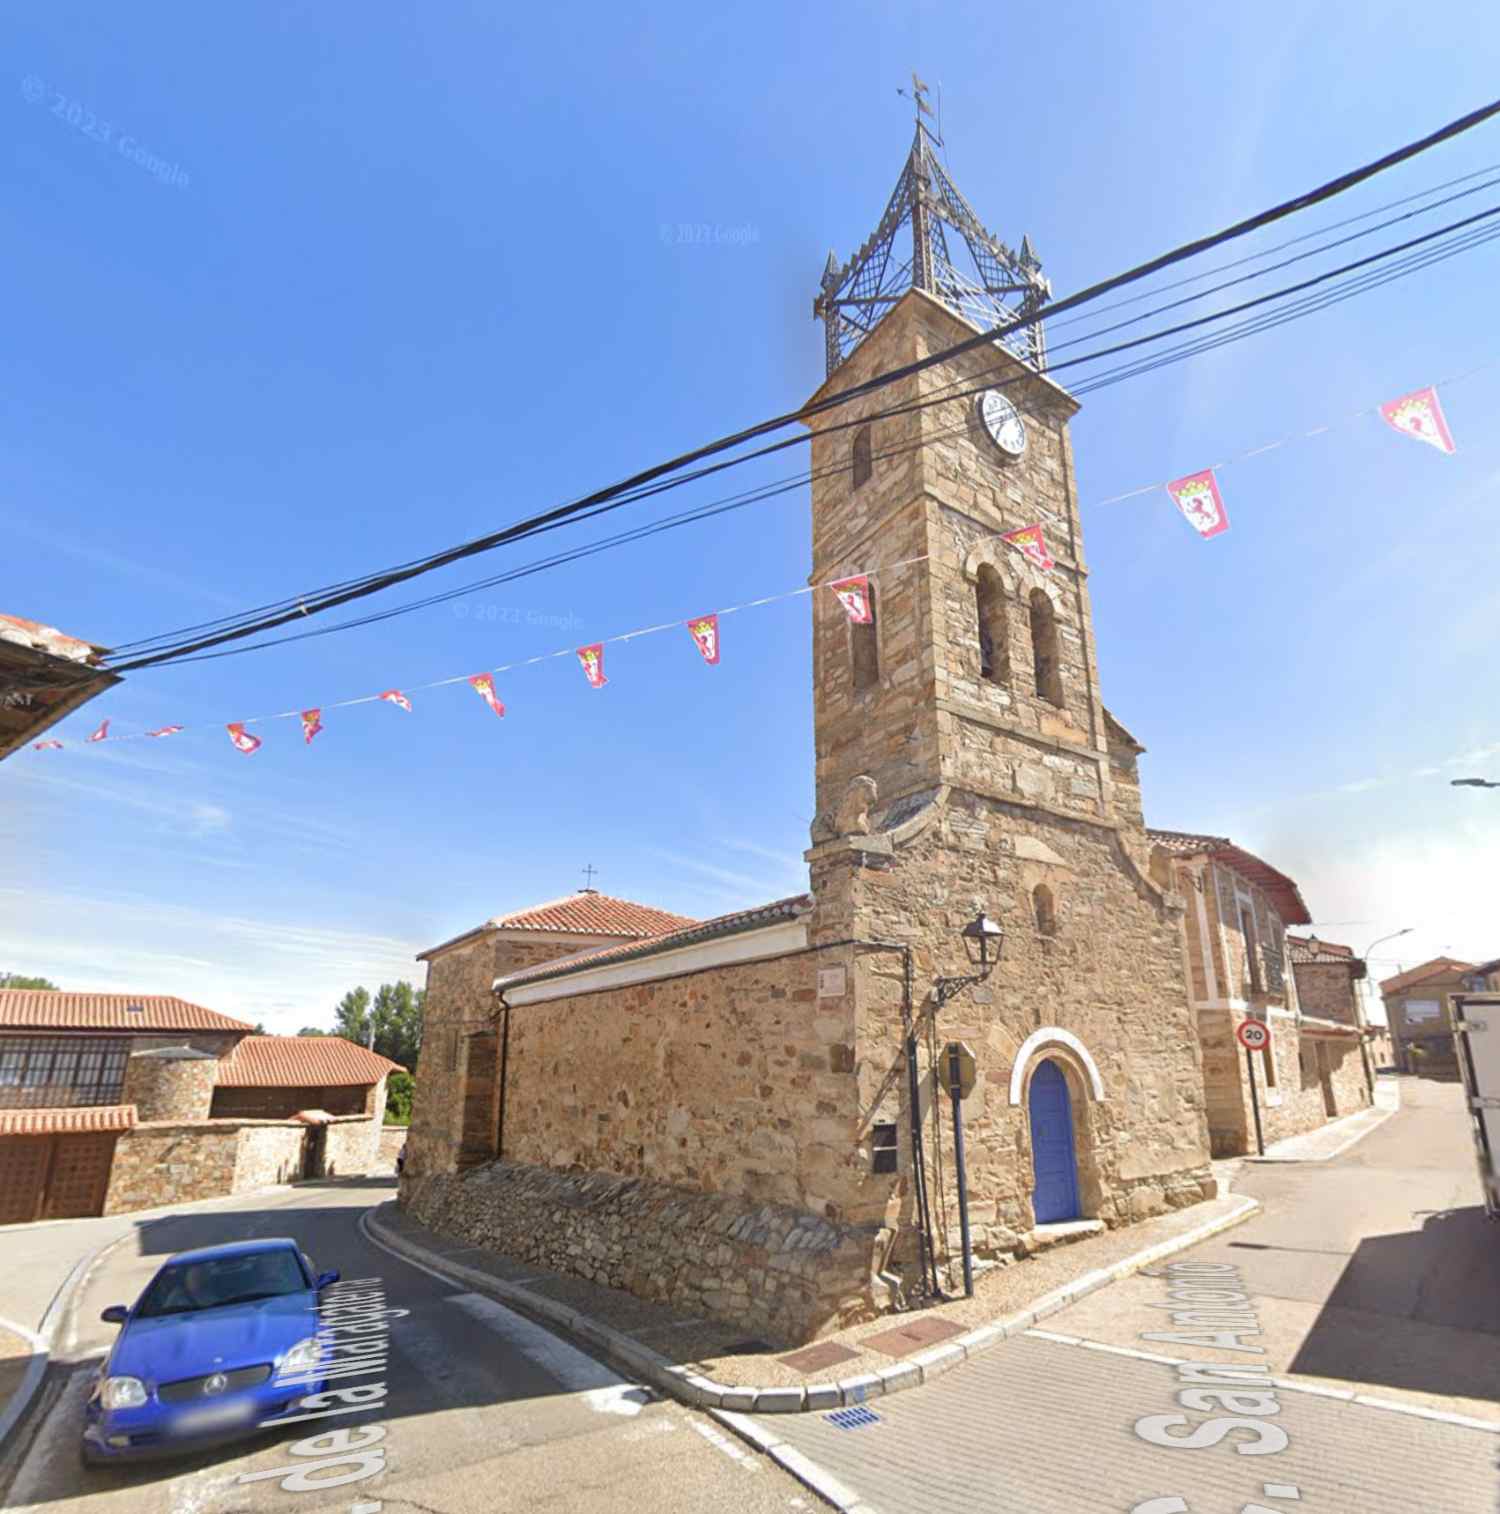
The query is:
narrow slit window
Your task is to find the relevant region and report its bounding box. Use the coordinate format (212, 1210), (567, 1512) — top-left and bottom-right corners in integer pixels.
(1028, 589), (1064, 707)
(1033, 883), (1057, 937)
(851, 580), (879, 691)
(976, 564), (1009, 686)
(852, 424), (873, 489)
(871, 1121), (899, 1174)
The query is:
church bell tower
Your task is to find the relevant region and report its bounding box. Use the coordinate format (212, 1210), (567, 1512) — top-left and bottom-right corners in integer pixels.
(805, 103), (1125, 840)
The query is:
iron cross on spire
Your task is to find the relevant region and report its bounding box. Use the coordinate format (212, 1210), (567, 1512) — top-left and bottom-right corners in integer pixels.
(581, 864), (599, 891)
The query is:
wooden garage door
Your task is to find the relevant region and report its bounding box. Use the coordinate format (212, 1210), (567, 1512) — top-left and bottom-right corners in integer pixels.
(41, 1134), (117, 1219)
(0, 1137), (51, 1225)
(0, 1134), (117, 1224)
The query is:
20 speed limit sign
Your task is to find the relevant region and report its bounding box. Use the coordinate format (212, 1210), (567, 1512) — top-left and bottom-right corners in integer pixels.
(1236, 1019), (1270, 1052)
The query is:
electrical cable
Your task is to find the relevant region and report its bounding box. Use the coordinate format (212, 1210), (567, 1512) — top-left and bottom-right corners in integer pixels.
(92, 97), (1500, 671)
(108, 197), (1500, 671)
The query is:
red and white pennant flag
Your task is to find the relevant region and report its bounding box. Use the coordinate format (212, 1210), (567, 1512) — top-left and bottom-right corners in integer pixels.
(830, 575), (873, 623)
(301, 709), (324, 745)
(1380, 386), (1456, 454)
(1003, 524), (1054, 571)
(1166, 469), (1230, 540)
(226, 722), (262, 755)
(147, 725), (182, 739)
(87, 718), (110, 743)
(468, 674), (505, 718)
(33, 739), (62, 751)
(379, 689), (412, 712)
(576, 645), (607, 689)
(686, 614), (720, 665)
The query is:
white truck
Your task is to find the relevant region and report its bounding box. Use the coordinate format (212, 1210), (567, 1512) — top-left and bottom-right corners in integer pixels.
(1452, 989), (1500, 1220)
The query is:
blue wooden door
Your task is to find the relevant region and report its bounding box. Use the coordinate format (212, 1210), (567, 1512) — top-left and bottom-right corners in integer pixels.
(1028, 1060), (1080, 1223)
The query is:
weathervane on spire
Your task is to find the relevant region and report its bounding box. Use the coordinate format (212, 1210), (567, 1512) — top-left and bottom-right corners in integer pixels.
(896, 71), (941, 144)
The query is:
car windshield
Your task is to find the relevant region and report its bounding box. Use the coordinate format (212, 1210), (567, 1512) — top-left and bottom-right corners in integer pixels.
(134, 1250), (310, 1318)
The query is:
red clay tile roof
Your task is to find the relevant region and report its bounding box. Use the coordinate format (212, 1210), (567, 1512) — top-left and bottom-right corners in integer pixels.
(215, 1036), (403, 1088)
(1378, 957), (1476, 995)
(419, 891), (699, 960)
(0, 991), (253, 1033)
(498, 894), (813, 992)
(491, 891), (697, 938)
(1146, 829), (1311, 926)
(0, 1104), (137, 1136)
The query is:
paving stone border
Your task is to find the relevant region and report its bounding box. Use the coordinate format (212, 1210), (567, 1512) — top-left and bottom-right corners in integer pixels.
(362, 1193), (1260, 1417)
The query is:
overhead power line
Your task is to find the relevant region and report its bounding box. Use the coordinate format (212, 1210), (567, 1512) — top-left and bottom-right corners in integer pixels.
(97, 94), (1500, 673)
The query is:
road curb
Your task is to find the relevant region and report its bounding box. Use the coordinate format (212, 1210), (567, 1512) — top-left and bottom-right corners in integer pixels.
(0, 1225), (133, 1455)
(1243, 1101), (1398, 1164)
(361, 1194), (1260, 1418)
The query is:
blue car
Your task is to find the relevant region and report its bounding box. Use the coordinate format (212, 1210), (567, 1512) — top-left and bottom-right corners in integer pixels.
(82, 1238), (340, 1465)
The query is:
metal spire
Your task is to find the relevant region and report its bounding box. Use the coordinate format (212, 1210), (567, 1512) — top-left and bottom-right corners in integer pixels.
(813, 93), (1051, 379)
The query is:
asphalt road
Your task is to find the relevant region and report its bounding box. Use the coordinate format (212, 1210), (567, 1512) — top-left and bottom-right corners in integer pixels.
(1, 1179), (813, 1514)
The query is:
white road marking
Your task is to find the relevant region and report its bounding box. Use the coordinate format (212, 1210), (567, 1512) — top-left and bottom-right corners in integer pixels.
(689, 1416), (760, 1471)
(443, 1292), (647, 1415)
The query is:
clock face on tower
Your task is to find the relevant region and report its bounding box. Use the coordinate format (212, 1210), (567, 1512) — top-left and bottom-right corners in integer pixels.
(977, 390), (1027, 458)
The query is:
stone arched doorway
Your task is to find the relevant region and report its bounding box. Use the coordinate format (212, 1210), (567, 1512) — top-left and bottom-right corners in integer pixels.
(1027, 1059), (1080, 1223)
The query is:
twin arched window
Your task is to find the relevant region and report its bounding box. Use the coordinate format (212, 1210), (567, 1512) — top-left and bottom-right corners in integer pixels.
(974, 570), (1065, 709)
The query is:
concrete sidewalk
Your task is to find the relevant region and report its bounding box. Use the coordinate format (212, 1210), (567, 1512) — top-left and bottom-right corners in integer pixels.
(1246, 1071), (1400, 1163)
(367, 1187), (1260, 1415)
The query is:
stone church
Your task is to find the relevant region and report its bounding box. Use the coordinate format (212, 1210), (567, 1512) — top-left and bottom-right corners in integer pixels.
(402, 117), (1217, 1345)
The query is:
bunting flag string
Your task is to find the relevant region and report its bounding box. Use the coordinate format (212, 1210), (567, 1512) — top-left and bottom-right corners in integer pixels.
(1003, 524), (1055, 571)
(686, 614), (720, 665)
(1166, 469), (1231, 540)
(1379, 386), (1456, 453)
(27, 367), (1484, 759)
(468, 673), (506, 718)
(576, 644), (607, 688)
(830, 576), (873, 624)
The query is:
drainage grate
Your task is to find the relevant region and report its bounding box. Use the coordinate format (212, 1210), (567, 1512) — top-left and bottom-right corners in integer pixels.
(825, 1406), (881, 1430)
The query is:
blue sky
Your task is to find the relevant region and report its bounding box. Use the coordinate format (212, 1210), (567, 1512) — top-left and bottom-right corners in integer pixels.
(4, 3), (1498, 1029)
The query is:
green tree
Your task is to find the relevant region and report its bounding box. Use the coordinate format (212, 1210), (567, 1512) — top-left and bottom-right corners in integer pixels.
(297, 1026), (328, 1037)
(384, 1070), (414, 1125)
(328, 982), (424, 1068)
(0, 973), (59, 990)
(332, 987), (372, 1046)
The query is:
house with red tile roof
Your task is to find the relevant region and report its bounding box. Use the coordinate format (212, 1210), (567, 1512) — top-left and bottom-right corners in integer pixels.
(1147, 832), (1371, 1155)
(0, 991), (401, 1223)
(1378, 957), (1477, 1074)
(0, 612), (120, 761)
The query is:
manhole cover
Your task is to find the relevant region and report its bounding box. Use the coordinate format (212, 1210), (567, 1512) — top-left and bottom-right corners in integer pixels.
(778, 1341), (861, 1373)
(859, 1316), (966, 1358)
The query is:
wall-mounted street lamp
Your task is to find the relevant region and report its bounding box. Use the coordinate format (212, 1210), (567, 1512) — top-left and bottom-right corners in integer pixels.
(934, 912), (1005, 1008)
(932, 911), (1003, 1301)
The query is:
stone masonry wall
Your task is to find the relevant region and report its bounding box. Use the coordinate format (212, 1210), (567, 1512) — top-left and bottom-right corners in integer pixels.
(104, 1122), (241, 1214)
(1293, 961), (1362, 1026)
(408, 929), (635, 1181)
(232, 1123), (308, 1189)
(402, 1161), (882, 1346)
(816, 798), (1214, 1267)
(500, 947), (867, 1220)
(121, 1049), (217, 1122)
(324, 1110), (383, 1175)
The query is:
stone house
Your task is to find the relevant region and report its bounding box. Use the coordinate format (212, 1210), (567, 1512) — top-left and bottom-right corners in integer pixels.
(1380, 958), (1477, 1074)
(0, 612), (119, 763)
(1148, 833), (1370, 1155)
(0, 990), (399, 1222)
(402, 123), (1220, 1346)
(1287, 935), (1390, 1076)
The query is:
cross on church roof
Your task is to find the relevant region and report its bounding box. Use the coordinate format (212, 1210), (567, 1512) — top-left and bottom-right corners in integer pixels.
(581, 863), (598, 892)
(813, 98), (1051, 378)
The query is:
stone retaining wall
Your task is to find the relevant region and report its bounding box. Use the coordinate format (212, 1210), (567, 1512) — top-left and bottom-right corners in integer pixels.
(401, 1160), (886, 1346)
